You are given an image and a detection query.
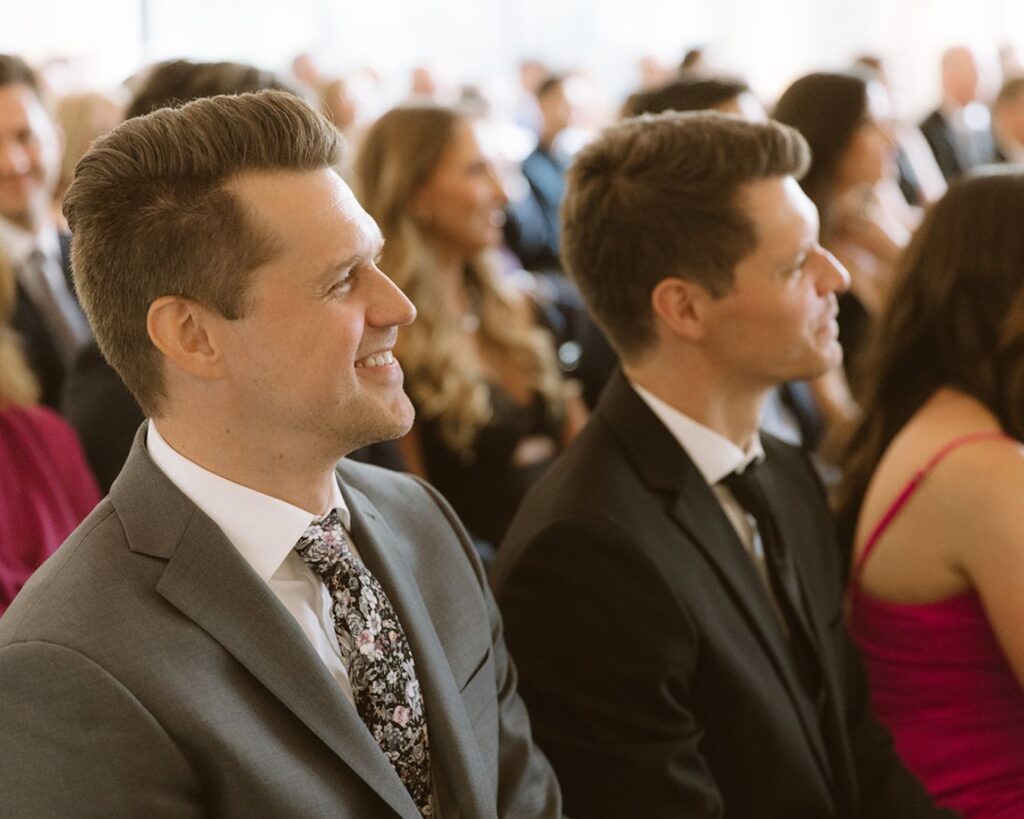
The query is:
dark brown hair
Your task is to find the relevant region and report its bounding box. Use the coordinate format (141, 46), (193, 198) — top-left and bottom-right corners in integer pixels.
(126, 59), (295, 119)
(836, 169), (1024, 543)
(62, 90), (343, 417)
(560, 111), (809, 358)
(624, 75), (750, 117)
(773, 71), (872, 232)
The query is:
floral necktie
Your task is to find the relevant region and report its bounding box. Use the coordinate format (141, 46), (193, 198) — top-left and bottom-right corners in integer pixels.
(295, 510), (433, 816)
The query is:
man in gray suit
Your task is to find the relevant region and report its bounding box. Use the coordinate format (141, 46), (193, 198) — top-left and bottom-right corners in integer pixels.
(0, 91), (561, 818)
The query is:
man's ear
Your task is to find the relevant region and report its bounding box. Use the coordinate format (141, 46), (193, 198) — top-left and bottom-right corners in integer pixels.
(650, 276), (713, 341)
(146, 296), (225, 379)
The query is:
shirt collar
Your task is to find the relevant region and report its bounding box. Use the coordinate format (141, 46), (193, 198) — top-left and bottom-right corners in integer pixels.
(146, 422), (350, 582)
(0, 218), (60, 268)
(630, 381), (764, 484)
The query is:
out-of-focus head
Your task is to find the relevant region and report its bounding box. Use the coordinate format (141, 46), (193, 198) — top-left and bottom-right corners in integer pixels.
(54, 91), (122, 199)
(125, 59), (295, 120)
(994, 77), (1024, 147)
(319, 77), (357, 132)
(536, 74), (574, 135)
(774, 71), (892, 213)
(0, 55), (62, 231)
(941, 46), (981, 107)
(356, 105), (507, 268)
(519, 59), (548, 93)
(561, 111), (812, 360)
(62, 91), (345, 418)
(410, 67), (437, 99)
(624, 75), (763, 120)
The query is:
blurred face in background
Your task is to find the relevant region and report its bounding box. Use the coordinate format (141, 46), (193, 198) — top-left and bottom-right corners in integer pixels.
(0, 82), (62, 230)
(943, 47), (981, 107)
(538, 81), (574, 135)
(834, 81), (894, 190)
(414, 119), (508, 262)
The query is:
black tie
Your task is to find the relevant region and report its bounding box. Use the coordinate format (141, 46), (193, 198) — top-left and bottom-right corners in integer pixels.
(722, 463), (822, 696)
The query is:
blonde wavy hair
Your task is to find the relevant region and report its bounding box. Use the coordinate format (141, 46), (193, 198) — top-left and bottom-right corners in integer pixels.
(355, 105), (563, 457)
(0, 250), (41, 408)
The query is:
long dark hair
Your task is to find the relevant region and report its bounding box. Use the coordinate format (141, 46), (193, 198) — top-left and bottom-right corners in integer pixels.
(773, 71), (871, 234)
(835, 169), (1024, 545)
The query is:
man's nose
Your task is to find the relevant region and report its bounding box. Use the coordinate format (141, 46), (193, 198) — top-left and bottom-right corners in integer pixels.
(812, 246), (851, 294)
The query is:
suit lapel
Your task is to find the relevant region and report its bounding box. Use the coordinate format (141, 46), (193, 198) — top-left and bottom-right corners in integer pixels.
(112, 429), (421, 819)
(342, 478), (493, 818)
(598, 372), (833, 783)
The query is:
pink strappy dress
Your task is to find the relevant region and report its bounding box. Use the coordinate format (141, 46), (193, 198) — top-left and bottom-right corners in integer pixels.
(848, 432), (1024, 818)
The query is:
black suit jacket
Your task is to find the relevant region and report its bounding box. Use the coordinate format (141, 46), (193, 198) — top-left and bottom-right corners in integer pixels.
(920, 110), (963, 181)
(492, 371), (949, 818)
(11, 233), (79, 409)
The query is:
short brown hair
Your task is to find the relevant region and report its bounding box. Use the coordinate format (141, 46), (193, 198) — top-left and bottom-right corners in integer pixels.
(560, 111), (809, 358)
(63, 90), (343, 416)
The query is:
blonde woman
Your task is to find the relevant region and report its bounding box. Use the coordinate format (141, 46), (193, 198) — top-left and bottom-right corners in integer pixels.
(0, 251), (99, 612)
(356, 105), (586, 549)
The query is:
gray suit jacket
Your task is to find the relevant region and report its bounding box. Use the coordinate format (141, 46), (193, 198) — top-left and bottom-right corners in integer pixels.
(0, 426), (561, 818)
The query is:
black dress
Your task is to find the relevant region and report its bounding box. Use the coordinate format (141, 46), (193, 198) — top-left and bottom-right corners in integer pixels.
(416, 387), (562, 549)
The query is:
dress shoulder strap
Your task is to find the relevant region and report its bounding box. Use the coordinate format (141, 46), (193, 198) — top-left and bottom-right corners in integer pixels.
(852, 430), (1012, 582)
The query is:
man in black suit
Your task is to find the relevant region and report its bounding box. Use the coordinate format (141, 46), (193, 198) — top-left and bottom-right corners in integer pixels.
(0, 55), (90, 408)
(919, 46), (994, 180)
(492, 113), (950, 817)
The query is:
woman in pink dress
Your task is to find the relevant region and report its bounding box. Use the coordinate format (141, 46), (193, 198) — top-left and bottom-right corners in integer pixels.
(837, 170), (1024, 817)
(0, 254), (100, 614)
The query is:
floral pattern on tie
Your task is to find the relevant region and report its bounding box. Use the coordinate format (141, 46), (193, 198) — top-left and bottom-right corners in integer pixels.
(295, 511), (432, 816)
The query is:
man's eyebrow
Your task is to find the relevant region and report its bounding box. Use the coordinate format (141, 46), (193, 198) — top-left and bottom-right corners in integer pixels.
(317, 237), (385, 281)
(782, 244), (812, 271)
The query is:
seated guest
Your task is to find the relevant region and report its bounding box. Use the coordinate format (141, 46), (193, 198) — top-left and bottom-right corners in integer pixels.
(0, 252), (99, 613)
(992, 77), (1024, 163)
(0, 55), (92, 409)
(588, 78), (827, 455)
(62, 60), (298, 492)
(356, 104), (587, 552)
(0, 90), (561, 816)
(920, 46), (994, 180)
(775, 71), (916, 446)
(504, 74), (575, 272)
(838, 169), (1024, 817)
(493, 111), (949, 818)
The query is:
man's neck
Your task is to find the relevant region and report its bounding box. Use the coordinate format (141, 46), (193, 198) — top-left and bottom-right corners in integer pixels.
(624, 357), (765, 451)
(153, 416), (339, 516)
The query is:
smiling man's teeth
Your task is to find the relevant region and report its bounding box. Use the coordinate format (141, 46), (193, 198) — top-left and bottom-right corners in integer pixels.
(355, 350), (395, 368)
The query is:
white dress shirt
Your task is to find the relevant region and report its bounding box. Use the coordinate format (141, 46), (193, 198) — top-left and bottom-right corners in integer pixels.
(146, 422), (357, 703)
(630, 382), (774, 593)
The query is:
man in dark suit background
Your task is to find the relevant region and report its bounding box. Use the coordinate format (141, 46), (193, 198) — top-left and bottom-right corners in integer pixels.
(0, 54), (90, 408)
(492, 113), (950, 817)
(0, 91), (560, 817)
(919, 46), (994, 180)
